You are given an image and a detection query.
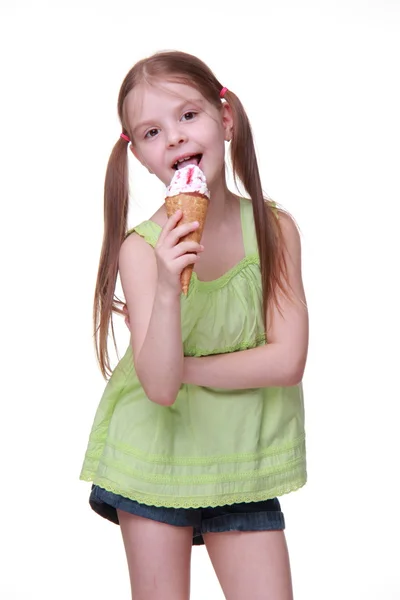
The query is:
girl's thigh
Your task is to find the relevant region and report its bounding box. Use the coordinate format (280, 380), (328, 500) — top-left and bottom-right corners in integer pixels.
(203, 530), (293, 600)
(117, 509), (193, 600)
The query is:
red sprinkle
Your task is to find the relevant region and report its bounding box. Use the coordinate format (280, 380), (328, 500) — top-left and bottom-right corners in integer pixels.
(186, 166), (194, 184)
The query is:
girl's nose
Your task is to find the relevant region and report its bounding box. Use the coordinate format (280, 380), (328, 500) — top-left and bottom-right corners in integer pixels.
(166, 127), (187, 147)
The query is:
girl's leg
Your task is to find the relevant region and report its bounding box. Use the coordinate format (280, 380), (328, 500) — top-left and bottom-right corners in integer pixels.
(117, 509), (193, 600)
(203, 530), (293, 600)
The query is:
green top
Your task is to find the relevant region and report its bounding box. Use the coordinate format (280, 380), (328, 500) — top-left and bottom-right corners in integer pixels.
(80, 197), (306, 508)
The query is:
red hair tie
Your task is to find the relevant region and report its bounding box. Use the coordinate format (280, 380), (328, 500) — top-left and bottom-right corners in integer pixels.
(220, 87), (228, 99)
(120, 133), (130, 142)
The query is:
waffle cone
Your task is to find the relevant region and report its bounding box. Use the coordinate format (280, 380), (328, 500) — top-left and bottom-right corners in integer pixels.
(165, 192), (209, 295)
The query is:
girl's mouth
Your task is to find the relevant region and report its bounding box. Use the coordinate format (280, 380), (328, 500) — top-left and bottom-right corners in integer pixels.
(173, 154), (202, 170)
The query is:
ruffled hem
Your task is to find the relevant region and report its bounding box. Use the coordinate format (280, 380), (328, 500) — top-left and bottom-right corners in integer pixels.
(80, 474), (307, 509)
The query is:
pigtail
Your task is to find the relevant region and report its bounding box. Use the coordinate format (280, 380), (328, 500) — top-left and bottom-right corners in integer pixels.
(93, 138), (130, 379)
(225, 90), (288, 328)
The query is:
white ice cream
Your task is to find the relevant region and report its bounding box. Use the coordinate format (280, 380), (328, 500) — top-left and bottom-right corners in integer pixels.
(166, 165), (210, 199)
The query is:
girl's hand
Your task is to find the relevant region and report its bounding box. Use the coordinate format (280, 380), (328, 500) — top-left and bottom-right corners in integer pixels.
(122, 211), (202, 332)
(155, 210), (203, 295)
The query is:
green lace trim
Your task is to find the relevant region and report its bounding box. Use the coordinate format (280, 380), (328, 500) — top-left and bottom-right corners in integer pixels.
(80, 475), (307, 509)
(88, 433), (305, 467)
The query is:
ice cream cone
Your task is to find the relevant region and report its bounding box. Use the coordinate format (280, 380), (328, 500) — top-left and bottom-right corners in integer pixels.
(165, 165), (210, 295)
(165, 192), (209, 294)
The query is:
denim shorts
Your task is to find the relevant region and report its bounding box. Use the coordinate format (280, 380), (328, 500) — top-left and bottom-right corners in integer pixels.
(89, 485), (285, 546)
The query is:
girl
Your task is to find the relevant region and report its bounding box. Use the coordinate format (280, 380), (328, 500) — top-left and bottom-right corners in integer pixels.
(80, 50), (309, 600)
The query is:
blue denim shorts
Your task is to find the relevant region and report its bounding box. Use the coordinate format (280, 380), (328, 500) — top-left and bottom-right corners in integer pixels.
(89, 485), (285, 546)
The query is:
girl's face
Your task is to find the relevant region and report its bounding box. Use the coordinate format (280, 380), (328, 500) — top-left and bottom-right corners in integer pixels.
(125, 80), (233, 190)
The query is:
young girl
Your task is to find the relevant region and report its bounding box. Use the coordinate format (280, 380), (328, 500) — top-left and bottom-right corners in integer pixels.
(80, 50), (308, 600)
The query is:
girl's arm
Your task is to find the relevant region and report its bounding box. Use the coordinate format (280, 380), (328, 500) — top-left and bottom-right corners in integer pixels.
(182, 212), (309, 389)
(119, 213), (202, 406)
(119, 233), (182, 405)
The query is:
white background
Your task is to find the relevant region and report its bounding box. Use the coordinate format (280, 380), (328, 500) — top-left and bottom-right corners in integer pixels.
(1, 0), (399, 598)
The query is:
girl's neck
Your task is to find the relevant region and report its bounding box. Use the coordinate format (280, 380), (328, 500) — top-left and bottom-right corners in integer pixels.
(205, 176), (237, 231)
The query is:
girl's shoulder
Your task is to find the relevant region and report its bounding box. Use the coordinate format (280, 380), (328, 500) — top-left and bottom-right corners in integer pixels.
(265, 199), (301, 237)
(266, 199), (279, 219)
(124, 206), (167, 247)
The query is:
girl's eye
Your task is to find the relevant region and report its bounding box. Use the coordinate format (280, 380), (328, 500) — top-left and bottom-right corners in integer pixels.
(181, 111), (197, 121)
(145, 128), (159, 139)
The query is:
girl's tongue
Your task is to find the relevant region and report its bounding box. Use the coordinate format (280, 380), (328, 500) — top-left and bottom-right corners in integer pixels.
(178, 155), (200, 170)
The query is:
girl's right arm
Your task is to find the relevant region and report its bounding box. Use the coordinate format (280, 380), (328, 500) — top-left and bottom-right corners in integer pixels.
(118, 211), (202, 406)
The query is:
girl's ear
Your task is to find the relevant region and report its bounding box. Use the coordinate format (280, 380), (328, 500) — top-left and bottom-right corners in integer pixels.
(221, 102), (234, 142)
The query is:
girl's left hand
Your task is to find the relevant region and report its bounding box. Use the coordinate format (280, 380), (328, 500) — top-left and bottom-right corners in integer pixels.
(122, 304), (131, 331)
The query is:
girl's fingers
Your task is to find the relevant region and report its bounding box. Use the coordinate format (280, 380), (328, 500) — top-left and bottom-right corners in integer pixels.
(157, 210), (183, 245)
(164, 220), (200, 247)
(170, 240), (204, 258)
(174, 253), (200, 270)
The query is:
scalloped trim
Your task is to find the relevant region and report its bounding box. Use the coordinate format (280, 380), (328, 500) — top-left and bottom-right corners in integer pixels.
(80, 475), (307, 509)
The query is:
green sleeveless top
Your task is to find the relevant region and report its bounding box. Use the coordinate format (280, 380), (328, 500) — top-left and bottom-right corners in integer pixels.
(80, 198), (306, 508)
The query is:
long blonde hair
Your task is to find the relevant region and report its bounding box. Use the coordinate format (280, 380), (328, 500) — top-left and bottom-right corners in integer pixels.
(94, 50), (288, 378)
